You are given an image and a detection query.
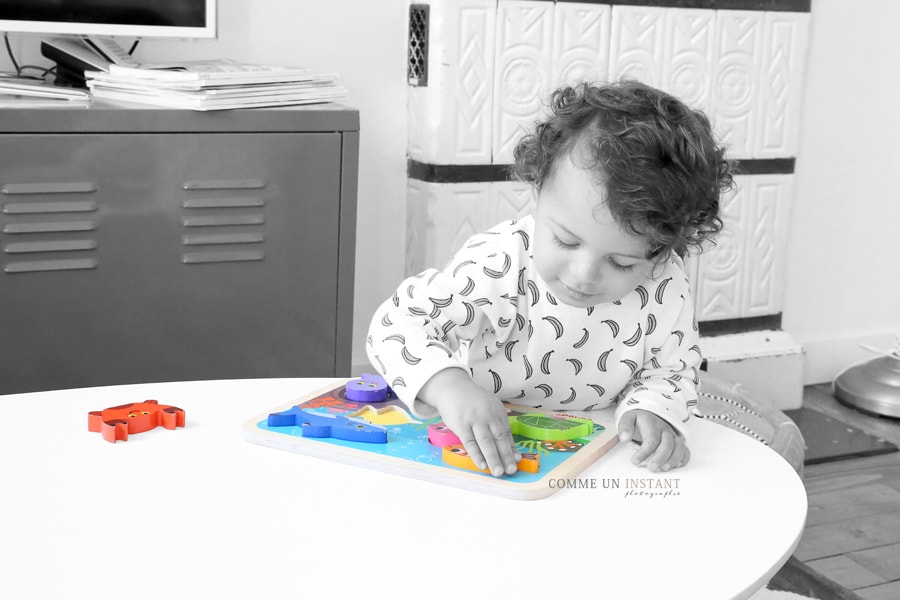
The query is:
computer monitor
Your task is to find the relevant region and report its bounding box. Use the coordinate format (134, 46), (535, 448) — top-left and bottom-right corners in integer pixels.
(0, 0), (216, 39)
(0, 1), (217, 86)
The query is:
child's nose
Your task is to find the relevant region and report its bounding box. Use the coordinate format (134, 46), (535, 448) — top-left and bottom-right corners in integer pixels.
(572, 252), (602, 283)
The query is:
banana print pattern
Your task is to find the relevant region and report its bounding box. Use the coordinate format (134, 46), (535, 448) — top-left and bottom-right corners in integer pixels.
(460, 277), (475, 296)
(602, 319), (620, 338)
(573, 328), (590, 349)
(566, 358), (583, 375)
(483, 253), (511, 279)
(366, 215), (701, 436)
(542, 316), (565, 340)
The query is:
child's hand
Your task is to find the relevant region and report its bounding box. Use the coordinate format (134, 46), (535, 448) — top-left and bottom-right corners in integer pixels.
(618, 409), (690, 472)
(418, 368), (521, 477)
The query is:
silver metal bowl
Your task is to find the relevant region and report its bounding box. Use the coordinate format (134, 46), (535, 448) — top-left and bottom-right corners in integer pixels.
(834, 355), (900, 418)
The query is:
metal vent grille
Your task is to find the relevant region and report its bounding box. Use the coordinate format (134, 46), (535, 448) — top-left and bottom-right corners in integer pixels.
(1, 182), (100, 274)
(180, 178), (267, 265)
(408, 4), (429, 86)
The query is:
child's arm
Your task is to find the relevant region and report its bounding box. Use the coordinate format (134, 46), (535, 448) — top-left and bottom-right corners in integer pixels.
(615, 268), (701, 472)
(366, 224), (523, 475)
(418, 368), (521, 476)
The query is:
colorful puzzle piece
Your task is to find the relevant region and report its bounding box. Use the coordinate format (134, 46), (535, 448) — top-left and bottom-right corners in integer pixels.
(267, 407), (387, 444)
(429, 413), (593, 449)
(345, 374), (390, 403)
(540, 439), (585, 452)
(351, 405), (417, 426)
(442, 445), (540, 474)
(88, 400), (185, 443)
(427, 422), (461, 447)
(509, 413), (594, 441)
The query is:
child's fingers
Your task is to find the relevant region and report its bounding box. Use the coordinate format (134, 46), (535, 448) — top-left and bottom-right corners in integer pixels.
(661, 439), (690, 471)
(468, 423), (507, 477)
(457, 429), (489, 472)
(645, 430), (675, 472)
(490, 421), (520, 475)
(630, 426), (661, 466)
(618, 411), (637, 443)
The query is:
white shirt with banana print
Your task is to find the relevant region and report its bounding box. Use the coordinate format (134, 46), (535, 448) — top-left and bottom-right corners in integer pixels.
(366, 216), (701, 437)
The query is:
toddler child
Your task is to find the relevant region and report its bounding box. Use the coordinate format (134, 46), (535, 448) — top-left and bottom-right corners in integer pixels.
(367, 80), (734, 477)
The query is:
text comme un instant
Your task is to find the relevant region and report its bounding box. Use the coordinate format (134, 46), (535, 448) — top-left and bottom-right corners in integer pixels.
(548, 477), (681, 490)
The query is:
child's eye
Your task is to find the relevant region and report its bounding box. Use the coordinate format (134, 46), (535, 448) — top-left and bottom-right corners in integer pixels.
(552, 235), (578, 250)
(608, 257), (636, 272)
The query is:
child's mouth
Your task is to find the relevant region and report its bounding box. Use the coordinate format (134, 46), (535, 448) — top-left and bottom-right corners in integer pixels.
(560, 282), (602, 304)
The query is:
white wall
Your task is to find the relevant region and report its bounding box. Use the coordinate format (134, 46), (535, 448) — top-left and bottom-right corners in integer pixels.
(785, 0), (900, 383)
(3, 0), (898, 384)
(0, 0), (410, 376)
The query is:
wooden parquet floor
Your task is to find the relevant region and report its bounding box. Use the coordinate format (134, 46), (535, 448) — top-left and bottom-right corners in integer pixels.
(796, 384), (900, 600)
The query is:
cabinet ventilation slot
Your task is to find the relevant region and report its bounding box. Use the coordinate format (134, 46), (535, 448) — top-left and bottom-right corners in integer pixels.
(5, 258), (98, 273)
(3, 221), (98, 234)
(183, 179), (266, 190)
(181, 182), (266, 265)
(182, 215), (265, 227)
(183, 198), (266, 209)
(1, 182), (97, 195)
(183, 232), (264, 246)
(3, 201), (98, 214)
(5, 240), (98, 254)
(182, 250), (264, 264)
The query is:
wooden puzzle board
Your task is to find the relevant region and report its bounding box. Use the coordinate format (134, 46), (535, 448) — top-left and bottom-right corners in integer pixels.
(242, 379), (618, 500)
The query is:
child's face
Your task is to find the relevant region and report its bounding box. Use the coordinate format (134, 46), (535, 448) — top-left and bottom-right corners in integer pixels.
(533, 154), (653, 308)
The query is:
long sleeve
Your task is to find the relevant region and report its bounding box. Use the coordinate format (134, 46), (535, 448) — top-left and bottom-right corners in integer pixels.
(613, 263), (702, 438)
(366, 223), (524, 418)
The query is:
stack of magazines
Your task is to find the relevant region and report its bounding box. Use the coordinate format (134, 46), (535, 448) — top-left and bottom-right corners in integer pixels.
(85, 59), (347, 111)
(0, 76), (91, 108)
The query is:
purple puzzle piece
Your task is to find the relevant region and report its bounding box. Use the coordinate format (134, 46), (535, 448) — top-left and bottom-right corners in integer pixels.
(345, 374), (391, 403)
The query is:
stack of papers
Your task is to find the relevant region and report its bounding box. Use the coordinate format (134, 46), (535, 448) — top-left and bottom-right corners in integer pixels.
(85, 59), (347, 111)
(0, 77), (91, 108)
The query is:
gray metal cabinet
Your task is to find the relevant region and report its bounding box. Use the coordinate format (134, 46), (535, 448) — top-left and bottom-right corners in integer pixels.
(0, 102), (359, 394)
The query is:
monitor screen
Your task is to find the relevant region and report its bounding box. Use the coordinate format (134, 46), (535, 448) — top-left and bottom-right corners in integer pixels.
(0, 0), (216, 39)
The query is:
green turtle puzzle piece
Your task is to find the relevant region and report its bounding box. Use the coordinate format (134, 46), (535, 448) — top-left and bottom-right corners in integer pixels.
(508, 413), (594, 441)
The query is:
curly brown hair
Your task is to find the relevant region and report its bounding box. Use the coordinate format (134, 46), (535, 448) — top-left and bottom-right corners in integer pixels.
(512, 80), (735, 262)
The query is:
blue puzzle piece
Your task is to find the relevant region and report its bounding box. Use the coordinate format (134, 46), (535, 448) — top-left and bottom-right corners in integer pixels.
(266, 407), (388, 444)
(345, 373), (391, 403)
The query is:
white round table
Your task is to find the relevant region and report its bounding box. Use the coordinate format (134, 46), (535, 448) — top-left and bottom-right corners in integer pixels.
(0, 378), (807, 600)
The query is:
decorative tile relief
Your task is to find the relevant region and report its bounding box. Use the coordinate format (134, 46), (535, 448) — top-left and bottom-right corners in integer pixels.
(405, 178), (430, 276)
(741, 174), (793, 316)
(492, 1), (554, 164)
(662, 8), (715, 114)
(692, 174), (793, 320)
(491, 180), (535, 224)
(694, 178), (746, 321)
(756, 12), (809, 158)
(609, 5), (666, 87)
(406, 179), (490, 275)
(551, 3), (612, 87)
(710, 11), (764, 159)
(407, 0), (496, 164)
(405, 180), (534, 277)
(411, 4), (809, 164)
